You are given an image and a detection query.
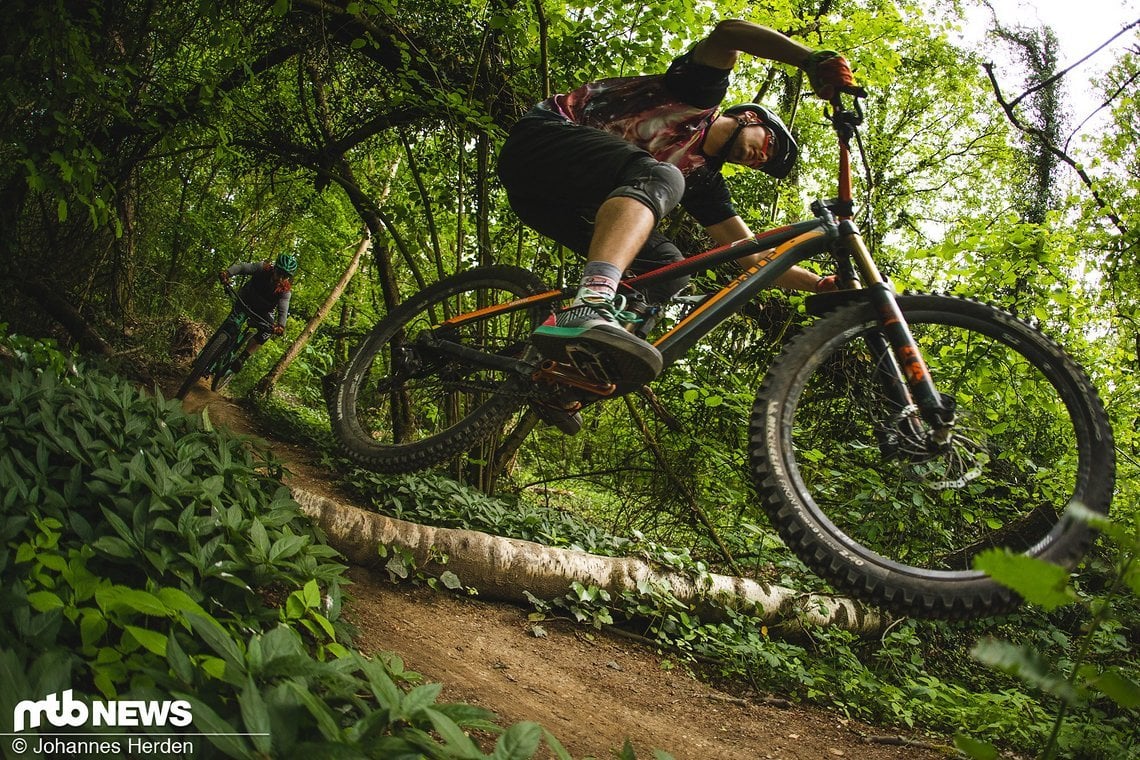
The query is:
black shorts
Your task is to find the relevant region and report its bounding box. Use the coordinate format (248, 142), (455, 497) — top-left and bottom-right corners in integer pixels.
(497, 116), (687, 301)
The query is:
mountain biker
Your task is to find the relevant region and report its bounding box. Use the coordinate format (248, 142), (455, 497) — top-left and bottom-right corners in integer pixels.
(217, 253), (298, 371)
(496, 19), (865, 387)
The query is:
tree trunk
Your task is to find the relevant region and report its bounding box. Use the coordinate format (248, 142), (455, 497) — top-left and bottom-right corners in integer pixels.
(11, 278), (114, 356)
(254, 231), (373, 396)
(291, 487), (887, 635)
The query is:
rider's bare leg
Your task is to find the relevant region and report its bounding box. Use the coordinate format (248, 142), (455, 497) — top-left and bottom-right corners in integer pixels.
(585, 196), (655, 274)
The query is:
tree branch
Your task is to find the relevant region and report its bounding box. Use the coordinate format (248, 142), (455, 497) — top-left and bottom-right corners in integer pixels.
(1007, 18), (1140, 111)
(984, 63), (1128, 237)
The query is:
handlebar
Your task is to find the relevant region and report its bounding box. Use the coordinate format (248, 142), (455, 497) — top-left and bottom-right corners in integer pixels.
(221, 280), (278, 332)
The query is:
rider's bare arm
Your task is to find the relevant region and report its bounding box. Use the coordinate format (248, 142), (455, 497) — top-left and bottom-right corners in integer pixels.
(691, 20), (812, 71)
(705, 215), (824, 291)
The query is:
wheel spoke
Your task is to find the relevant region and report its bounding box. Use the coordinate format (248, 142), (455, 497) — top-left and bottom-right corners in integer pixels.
(333, 266), (550, 474)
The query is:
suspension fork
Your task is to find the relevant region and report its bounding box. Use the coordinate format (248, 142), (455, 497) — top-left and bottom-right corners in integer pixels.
(838, 222), (956, 436)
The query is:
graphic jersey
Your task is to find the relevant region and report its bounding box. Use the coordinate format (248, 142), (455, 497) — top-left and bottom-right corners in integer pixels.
(535, 51), (730, 176)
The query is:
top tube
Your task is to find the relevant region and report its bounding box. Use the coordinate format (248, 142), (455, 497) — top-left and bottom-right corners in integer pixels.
(651, 220), (836, 365)
(621, 216), (834, 297)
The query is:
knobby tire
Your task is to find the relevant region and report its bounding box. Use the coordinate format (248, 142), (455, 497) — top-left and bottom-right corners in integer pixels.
(751, 293), (1114, 619)
(331, 265), (549, 473)
(176, 329), (234, 400)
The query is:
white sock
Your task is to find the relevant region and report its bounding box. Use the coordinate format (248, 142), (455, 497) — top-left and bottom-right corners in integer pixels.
(574, 261), (622, 305)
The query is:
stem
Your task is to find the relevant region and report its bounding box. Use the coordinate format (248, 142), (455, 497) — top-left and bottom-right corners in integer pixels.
(1041, 553), (1137, 759)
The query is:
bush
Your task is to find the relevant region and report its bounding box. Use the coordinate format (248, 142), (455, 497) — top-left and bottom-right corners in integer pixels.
(0, 337), (574, 759)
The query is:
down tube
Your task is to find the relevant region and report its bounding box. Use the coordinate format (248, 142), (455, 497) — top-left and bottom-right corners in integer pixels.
(654, 230), (832, 366)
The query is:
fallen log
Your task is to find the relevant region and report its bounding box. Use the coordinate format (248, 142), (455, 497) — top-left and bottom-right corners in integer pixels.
(291, 487), (887, 635)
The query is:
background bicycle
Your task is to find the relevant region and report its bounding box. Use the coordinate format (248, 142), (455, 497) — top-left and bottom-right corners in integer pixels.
(176, 282), (278, 400)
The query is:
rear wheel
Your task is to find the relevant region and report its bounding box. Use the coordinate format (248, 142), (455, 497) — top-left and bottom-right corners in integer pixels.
(176, 329), (233, 400)
(751, 294), (1114, 618)
(331, 265), (551, 473)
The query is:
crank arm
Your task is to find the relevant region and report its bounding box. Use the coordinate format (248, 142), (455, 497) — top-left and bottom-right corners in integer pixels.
(533, 360), (617, 397)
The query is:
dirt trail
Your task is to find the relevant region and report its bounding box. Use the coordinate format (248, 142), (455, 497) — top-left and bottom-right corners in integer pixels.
(175, 381), (953, 759)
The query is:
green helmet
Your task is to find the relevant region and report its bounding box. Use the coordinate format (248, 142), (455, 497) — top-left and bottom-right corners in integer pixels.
(274, 253), (299, 276)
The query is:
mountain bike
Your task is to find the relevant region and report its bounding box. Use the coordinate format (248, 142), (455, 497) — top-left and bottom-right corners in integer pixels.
(176, 282), (276, 400)
(329, 95), (1115, 619)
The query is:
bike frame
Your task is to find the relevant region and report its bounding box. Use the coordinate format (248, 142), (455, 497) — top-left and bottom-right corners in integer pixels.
(213, 284), (277, 375)
(435, 96), (955, 432)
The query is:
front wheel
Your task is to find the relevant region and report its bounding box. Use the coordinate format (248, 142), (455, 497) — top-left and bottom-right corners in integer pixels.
(176, 329), (234, 400)
(751, 294), (1114, 618)
(331, 265), (550, 473)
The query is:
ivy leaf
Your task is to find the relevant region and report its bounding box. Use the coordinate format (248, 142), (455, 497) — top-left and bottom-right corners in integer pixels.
(972, 549), (1077, 611)
(1089, 668), (1140, 709)
(439, 571), (462, 590)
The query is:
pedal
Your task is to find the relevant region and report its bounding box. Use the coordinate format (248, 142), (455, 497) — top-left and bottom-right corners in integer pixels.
(532, 359), (616, 397)
(531, 331), (661, 396)
(566, 343), (613, 385)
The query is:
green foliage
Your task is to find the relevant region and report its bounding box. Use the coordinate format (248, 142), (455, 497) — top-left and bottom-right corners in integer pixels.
(0, 337), (574, 758)
(3, 0), (1139, 756)
(1, 350), (346, 635)
(341, 464), (638, 557)
(526, 583), (614, 631)
(959, 507), (1140, 760)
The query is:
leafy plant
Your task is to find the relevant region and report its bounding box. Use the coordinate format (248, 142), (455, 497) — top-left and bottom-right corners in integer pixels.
(0, 336), (577, 758)
(958, 506), (1140, 759)
(525, 582), (614, 630)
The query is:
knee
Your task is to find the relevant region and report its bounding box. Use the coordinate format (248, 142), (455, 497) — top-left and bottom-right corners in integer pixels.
(607, 158), (685, 223)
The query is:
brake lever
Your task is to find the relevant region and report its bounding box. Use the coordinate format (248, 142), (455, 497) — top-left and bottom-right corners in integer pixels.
(827, 93), (864, 147)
